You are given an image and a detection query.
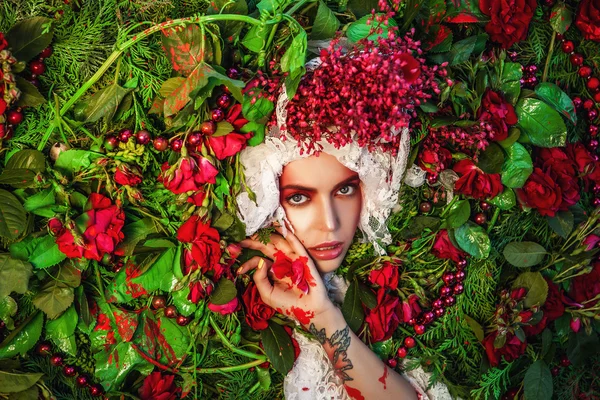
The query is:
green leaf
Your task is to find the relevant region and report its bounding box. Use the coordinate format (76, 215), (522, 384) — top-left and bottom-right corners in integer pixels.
(567, 331), (600, 367)
(429, 34), (488, 66)
(242, 94), (274, 124)
(541, 328), (553, 357)
(0, 254), (32, 298)
(256, 366), (272, 390)
(158, 77), (186, 98)
(464, 315), (484, 341)
(524, 360), (553, 400)
(45, 305), (77, 356)
(172, 286), (197, 317)
(454, 222), (490, 259)
(206, 0), (249, 40)
(242, 121), (266, 146)
(28, 235), (66, 269)
(535, 82), (577, 125)
(0, 370), (43, 393)
(347, 0), (379, 18)
(6, 17), (53, 63)
(357, 282), (377, 309)
(342, 279), (364, 333)
(83, 84), (130, 123)
(512, 272), (548, 308)
(32, 278), (74, 319)
(0, 169), (37, 188)
(0, 295), (17, 330)
(142, 238), (175, 248)
(446, 200), (471, 229)
(516, 98), (567, 148)
(346, 14), (398, 42)
(261, 320), (295, 374)
(163, 63), (215, 117)
(23, 188), (55, 213)
(312, 1), (340, 40)
(162, 24), (212, 74)
(15, 76), (45, 108)
(93, 341), (152, 390)
(209, 278), (237, 305)
(6, 149), (45, 172)
(242, 23), (270, 53)
(498, 127), (521, 149)
(503, 241), (547, 268)
(55, 149), (102, 175)
(477, 143), (504, 174)
(281, 31), (307, 74)
(155, 316), (190, 360)
(499, 62), (523, 105)
(547, 211), (574, 239)
(488, 188), (516, 210)
(0, 190), (26, 241)
(118, 218), (159, 256)
(549, 3), (572, 34)
(400, 216), (441, 239)
(129, 247), (179, 293)
(501, 142), (533, 189)
(0, 312), (43, 359)
(211, 121), (235, 138)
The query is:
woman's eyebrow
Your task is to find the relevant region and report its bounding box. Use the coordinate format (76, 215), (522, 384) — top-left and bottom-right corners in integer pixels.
(280, 175), (360, 192)
(333, 175), (360, 190)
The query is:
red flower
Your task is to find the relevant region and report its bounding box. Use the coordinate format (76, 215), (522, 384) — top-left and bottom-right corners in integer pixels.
(478, 90), (518, 141)
(418, 147), (452, 174)
(48, 218), (63, 235)
(0, 99), (6, 116)
(186, 190), (207, 207)
(479, 0), (537, 48)
(158, 153), (218, 194)
(516, 168), (563, 217)
(0, 33), (8, 51)
(543, 278), (565, 321)
(453, 159), (503, 200)
(567, 142), (596, 175)
(399, 294), (422, 324)
(176, 216), (223, 278)
(138, 372), (180, 400)
(242, 283), (275, 330)
(536, 148), (580, 209)
(207, 104), (252, 160)
(482, 331), (527, 367)
(368, 261), (399, 290)
(55, 193), (125, 261)
(208, 297), (239, 315)
(431, 230), (467, 263)
(114, 164), (142, 186)
(188, 279), (213, 304)
(568, 262), (600, 307)
(576, 0), (600, 41)
(584, 234), (600, 251)
(270, 250), (316, 294)
(365, 288), (401, 343)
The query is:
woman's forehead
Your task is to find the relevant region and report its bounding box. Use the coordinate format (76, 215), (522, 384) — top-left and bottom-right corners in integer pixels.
(280, 153), (358, 188)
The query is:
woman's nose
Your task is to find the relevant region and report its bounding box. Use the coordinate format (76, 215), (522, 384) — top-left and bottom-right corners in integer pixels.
(320, 198), (340, 232)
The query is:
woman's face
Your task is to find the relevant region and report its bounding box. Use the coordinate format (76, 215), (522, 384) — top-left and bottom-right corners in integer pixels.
(279, 153), (362, 274)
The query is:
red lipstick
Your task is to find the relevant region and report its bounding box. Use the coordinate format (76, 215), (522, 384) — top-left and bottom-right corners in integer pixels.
(308, 241), (344, 261)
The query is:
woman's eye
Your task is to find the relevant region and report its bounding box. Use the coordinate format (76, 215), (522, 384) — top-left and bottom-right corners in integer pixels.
(337, 185), (356, 196)
(287, 194), (309, 205)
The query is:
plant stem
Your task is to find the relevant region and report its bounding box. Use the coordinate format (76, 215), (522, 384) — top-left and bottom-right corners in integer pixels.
(487, 208), (501, 233)
(209, 316), (265, 360)
(542, 31), (556, 83)
(191, 358), (267, 374)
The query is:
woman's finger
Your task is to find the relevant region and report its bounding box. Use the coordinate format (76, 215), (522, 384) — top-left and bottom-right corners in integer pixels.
(253, 258), (275, 305)
(240, 234), (294, 259)
(274, 225), (309, 258)
(236, 256), (269, 275)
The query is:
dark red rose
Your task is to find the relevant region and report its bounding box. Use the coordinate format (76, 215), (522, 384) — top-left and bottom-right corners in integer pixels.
(431, 230), (467, 263)
(478, 90), (518, 141)
(188, 279), (213, 304)
(186, 190), (207, 207)
(158, 153), (218, 194)
(516, 168), (563, 217)
(453, 159), (503, 200)
(399, 294), (422, 324)
(479, 0), (537, 48)
(510, 287), (527, 301)
(482, 331), (527, 367)
(208, 297), (239, 315)
(138, 372), (180, 400)
(114, 164), (142, 186)
(242, 283), (275, 330)
(283, 325), (301, 362)
(543, 278), (565, 321)
(368, 261), (399, 290)
(418, 147), (452, 174)
(270, 250), (316, 294)
(523, 315), (548, 337)
(48, 218), (63, 235)
(56, 193), (125, 261)
(568, 262), (600, 307)
(176, 216), (223, 278)
(0, 33), (8, 51)
(365, 288), (401, 343)
(576, 0), (600, 41)
(536, 148), (580, 209)
(566, 142), (596, 175)
(207, 104), (252, 160)
(0, 99), (6, 116)
(584, 234), (600, 251)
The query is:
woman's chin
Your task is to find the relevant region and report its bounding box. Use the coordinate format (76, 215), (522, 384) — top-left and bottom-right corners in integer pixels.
(313, 257), (344, 275)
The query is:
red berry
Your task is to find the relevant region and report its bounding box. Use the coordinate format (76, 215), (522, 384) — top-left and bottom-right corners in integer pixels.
(474, 213), (487, 225)
(561, 40), (575, 53)
(397, 347), (408, 358)
(419, 201), (432, 213)
(457, 259), (468, 268)
(170, 138), (183, 152)
(551, 366), (560, 377)
(63, 365), (77, 377)
(29, 77), (40, 87)
(423, 311), (435, 324)
(135, 130), (151, 145)
(414, 324), (426, 335)
(118, 128), (133, 142)
(30, 60), (45, 75)
(226, 68), (239, 79)
(570, 53), (584, 67)
(152, 295), (166, 309)
(76, 374), (89, 387)
(453, 283), (465, 295)
(407, 318), (416, 326)
(211, 108), (225, 122)
(7, 110), (24, 125)
(89, 384), (104, 397)
(164, 305), (178, 318)
(434, 307), (445, 318)
(153, 136), (168, 151)
(480, 201), (491, 211)
(188, 132), (202, 147)
(442, 272), (455, 285)
(40, 46), (53, 59)
(176, 314), (190, 326)
(50, 354), (64, 366)
(444, 296), (456, 306)
(588, 109), (598, 121)
(590, 125), (599, 137)
(387, 358), (398, 368)
(36, 342), (52, 356)
(200, 121), (216, 136)
(579, 66), (593, 79)
(216, 94), (232, 109)
(572, 96), (583, 109)
(594, 92), (600, 103)
(104, 135), (119, 150)
(440, 286), (452, 297)
(404, 337), (416, 349)
(426, 173), (438, 185)
(432, 299), (443, 309)
(584, 99), (595, 110)
(560, 355), (571, 367)
(588, 77), (600, 91)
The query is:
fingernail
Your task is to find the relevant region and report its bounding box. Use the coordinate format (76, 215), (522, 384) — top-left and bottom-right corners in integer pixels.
(236, 267), (243, 275)
(258, 259), (265, 270)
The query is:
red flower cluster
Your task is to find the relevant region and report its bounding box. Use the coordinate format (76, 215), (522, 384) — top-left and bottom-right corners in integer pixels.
(453, 159), (503, 201)
(365, 288), (401, 342)
(138, 372), (180, 400)
(431, 230), (466, 263)
(282, 30), (447, 155)
(418, 146), (452, 174)
(114, 164), (143, 186)
(576, 0), (600, 41)
(271, 250), (316, 294)
(368, 261), (399, 290)
(206, 104), (252, 160)
(523, 279), (565, 336)
(176, 216), (224, 279)
(52, 193), (125, 261)
(477, 90), (518, 142)
(242, 282), (275, 330)
(482, 331), (527, 367)
(0, 32), (7, 51)
(568, 262), (600, 308)
(479, 0), (537, 49)
(158, 152), (218, 194)
(188, 279), (213, 304)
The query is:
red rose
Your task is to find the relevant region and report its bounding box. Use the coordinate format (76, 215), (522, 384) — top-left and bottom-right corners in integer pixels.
(0, 33), (7, 51)
(568, 262), (600, 307)
(479, 0), (537, 48)
(207, 104), (252, 160)
(584, 234), (600, 251)
(270, 250), (316, 294)
(399, 294), (422, 324)
(482, 331), (527, 367)
(365, 288), (401, 343)
(186, 190), (207, 207)
(114, 164), (142, 186)
(368, 261), (399, 290)
(566, 142), (596, 175)
(158, 153), (218, 194)
(453, 159), (503, 200)
(48, 218), (63, 235)
(188, 279), (213, 304)
(543, 278), (565, 321)
(208, 296), (239, 315)
(536, 148), (580, 209)
(418, 147), (452, 174)
(523, 315), (547, 337)
(576, 0), (600, 41)
(55, 193), (125, 261)
(138, 372), (180, 400)
(431, 230), (467, 263)
(242, 283), (275, 330)
(176, 216), (223, 278)
(0, 99), (6, 116)
(478, 90), (518, 141)
(516, 168), (563, 217)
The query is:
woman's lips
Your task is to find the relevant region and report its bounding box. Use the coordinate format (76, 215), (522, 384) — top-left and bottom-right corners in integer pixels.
(308, 242), (344, 261)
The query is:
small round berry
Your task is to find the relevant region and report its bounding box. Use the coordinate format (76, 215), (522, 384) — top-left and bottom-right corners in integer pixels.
(588, 139), (599, 150)
(560, 355), (571, 367)
(187, 132), (202, 146)
(40, 46), (53, 59)
(135, 130), (151, 145)
(29, 77), (40, 87)
(104, 135), (119, 150)
(590, 125), (600, 137)
(176, 315), (191, 326)
(440, 286), (452, 297)
(453, 283), (465, 295)
(588, 77), (600, 91)
(164, 305), (178, 318)
(407, 318), (416, 326)
(442, 272), (455, 285)
(551, 366), (560, 377)
(216, 94), (232, 109)
(211, 108), (225, 122)
(414, 324), (426, 335)
(404, 337), (416, 349)
(579, 66), (593, 79)
(457, 259), (468, 269)
(397, 347), (408, 358)
(474, 213), (487, 225)
(570, 53), (584, 67)
(170, 138), (184, 152)
(153, 136), (168, 152)
(30, 60), (45, 75)
(152, 295), (166, 309)
(423, 311), (435, 324)
(584, 99), (595, 110)
(455, 270), (466, 282)
(434, 307), (445, 318)
(572, 96), (583, 109)
(118, 128), (133, 143)
(63, 365), (77, 377)
(89, 384), (104, 397)
(76, 374), (89, 387)
(426, 173), (438, 185)
(6, 110), (24, 125)
(443, 296), (456, 306)
(50, 353), (64, 367)
(561, 40), (575, 53)
(36, 342), (52, 356)
(588, 109), (598, 121)
(200, 121), (216, 136)
(419, 201), (432, 213)
(594, 92), (600, 103)
(387, 358), (398, 368)
(226, 68), (239, 79)
(432, 299), (444, 309)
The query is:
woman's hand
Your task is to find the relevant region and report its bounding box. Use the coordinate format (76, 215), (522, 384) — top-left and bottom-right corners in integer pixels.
(237, 227), (336, 328)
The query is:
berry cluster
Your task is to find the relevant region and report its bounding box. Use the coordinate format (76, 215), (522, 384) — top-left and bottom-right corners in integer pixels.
(151, 295), (191, 326)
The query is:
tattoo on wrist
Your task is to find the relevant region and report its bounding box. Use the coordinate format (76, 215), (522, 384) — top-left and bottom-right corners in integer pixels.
(309, 324), (353, 382)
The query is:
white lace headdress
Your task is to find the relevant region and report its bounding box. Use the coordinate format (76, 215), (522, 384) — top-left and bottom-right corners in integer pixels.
(236, 48), (426, 255)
